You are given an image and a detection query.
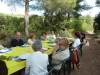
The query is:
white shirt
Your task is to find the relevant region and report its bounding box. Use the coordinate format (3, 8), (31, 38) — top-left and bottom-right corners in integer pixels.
(52, 49), (70, 70)
(72, 38), (81, 48)
(25, 51), (49, 75)
(49, 34), (56, 39)
(27, 39), (35, 45)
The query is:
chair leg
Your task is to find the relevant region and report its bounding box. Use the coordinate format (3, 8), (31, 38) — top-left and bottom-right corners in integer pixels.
(80, 46), (83, 56)
(63, 64), (66, 75)
(53, 70), (60, 75)
(67, 61), (71, 75)
(57, 71), (60, 75)
(73, 64), (74, 70)
(80, 48), (82, 56)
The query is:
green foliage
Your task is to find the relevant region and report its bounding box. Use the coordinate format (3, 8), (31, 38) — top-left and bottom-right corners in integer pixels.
(72, 0), (84, 18)
(0, 55), (15, 61)
(94, 12), (100, 32)
(82, 22), (89, 31)
(59, 29), (73, 38)
(69, 18), (82, 31)
(33, 0), (77, 31)
(0, 13), (94, 47)
(0, 13), (24, 38)
(96, 0), (100, 4)
(69, 15), (94, 32)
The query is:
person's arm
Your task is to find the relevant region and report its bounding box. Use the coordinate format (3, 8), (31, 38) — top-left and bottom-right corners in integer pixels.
(52, 45), (59, 58)
(70, 46), (75, 49)
(27, 39), (32, 44)
(52, 51), (65, 62)
(40, 36), (46, 40)
(81, 39), (86, 44)
(42, 36), (47, 40)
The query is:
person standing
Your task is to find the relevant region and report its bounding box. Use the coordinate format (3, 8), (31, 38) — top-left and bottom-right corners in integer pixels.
(70, 31), (81, 49)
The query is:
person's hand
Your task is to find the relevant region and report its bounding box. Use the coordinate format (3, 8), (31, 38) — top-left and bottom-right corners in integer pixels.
(55, 45), (59, 51)
(41, 49), (45, 53)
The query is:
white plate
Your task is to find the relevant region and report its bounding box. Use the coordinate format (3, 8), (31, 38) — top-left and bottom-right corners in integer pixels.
(19, 53), (30, 59)
(0, 48), (9, 53)
(42, 48), (48, 51)
(49, 44), (56, 47)
(22, 44), (30, 47)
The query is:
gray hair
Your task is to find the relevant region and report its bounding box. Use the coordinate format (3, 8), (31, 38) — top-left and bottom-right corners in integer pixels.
(32, 40), (42, 51)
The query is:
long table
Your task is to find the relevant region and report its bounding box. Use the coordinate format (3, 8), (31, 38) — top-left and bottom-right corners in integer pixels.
(4, 41), (55, 75)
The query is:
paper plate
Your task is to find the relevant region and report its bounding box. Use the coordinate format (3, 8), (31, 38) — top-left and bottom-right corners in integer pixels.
(42, 48), (48, 51)
(49, 44), (56, 46)
(22, 44), (30, 47)
(0, 48), (9, 53)
(19, 53), (30, 59)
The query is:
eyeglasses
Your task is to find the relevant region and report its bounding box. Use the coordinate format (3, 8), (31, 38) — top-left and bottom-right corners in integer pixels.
(59, 44), (64, 46)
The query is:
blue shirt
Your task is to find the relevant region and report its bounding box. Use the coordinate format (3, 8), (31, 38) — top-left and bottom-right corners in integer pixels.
(10, 39), (24, 47)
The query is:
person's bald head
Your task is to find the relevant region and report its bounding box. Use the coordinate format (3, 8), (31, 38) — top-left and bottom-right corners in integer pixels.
(15, 32), (21, 40)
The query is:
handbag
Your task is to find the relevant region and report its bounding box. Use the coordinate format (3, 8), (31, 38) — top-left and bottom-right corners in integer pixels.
(85, 41), (89, 46)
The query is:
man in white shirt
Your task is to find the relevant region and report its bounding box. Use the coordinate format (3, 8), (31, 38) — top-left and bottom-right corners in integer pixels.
(25, 40), (49, 75)
(50, 30), (56, 39)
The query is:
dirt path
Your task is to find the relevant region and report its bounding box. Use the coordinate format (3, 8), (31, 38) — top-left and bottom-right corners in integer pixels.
(69, 34), (100, 75)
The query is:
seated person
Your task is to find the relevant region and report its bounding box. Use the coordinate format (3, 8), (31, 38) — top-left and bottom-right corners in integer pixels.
(27, 33), (36, 45)
(10, 32), (24, 47)
(50, 38), (70, 70)
(70, 31), (81, 49)
(25, 40), (49, 75)
(0, 60), (8, 75)
(40, 32), (47, 41)
(49, 30), (56, 39)
(49, 38), (61, 62)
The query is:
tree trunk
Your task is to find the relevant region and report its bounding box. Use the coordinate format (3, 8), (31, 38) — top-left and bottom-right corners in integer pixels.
(24, 0), (29, 36)
(67, 13), (70, 29)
